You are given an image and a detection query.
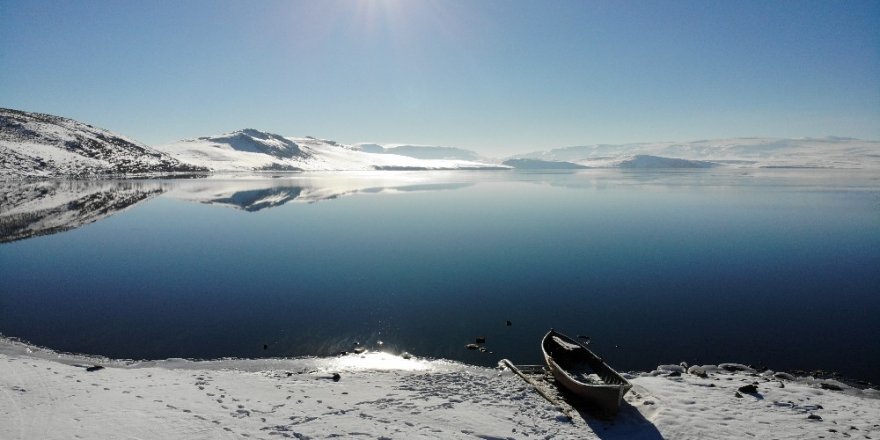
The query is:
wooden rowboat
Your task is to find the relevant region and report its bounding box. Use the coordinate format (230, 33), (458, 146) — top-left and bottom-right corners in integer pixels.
(541, 329), (632, 416)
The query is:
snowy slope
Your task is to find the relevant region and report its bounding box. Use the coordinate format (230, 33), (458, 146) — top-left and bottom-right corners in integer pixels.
(156, 131), (506, 172)
(354, 143), (484, 161)
(2, 338), (878, 440)
(0, 108), (206, 179)
(512, 137), (880, 169)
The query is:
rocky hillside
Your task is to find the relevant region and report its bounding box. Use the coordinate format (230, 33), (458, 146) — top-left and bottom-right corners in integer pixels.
(0, 108), (206, 179)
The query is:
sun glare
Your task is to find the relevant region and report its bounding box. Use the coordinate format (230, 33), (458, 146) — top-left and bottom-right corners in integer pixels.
(329, 351), (435, 371)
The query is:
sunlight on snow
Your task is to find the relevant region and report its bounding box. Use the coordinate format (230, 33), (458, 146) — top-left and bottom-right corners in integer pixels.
(328, 351), (434, 371)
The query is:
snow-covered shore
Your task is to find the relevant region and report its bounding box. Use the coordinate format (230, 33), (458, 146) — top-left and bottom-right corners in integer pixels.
(2, 339), (878, 439)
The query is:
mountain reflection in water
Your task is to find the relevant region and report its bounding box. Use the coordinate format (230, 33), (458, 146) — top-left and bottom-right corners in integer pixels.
(0, 180), (164, 243)
(0, 174), (477, 241)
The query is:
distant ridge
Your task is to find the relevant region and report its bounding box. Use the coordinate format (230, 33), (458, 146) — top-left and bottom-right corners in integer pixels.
(354, 143), (483, 161)
(3, 107), (879, 178)
(510, 137), (880, 169)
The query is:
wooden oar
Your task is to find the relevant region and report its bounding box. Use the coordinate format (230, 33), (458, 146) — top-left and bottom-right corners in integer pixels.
(500, 359), (573, 421)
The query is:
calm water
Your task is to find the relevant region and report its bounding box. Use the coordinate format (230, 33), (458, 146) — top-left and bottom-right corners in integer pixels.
(1, 170), (878, 382)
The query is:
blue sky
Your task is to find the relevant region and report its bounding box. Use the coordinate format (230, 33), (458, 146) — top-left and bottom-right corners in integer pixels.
(1, 0), (878, 155)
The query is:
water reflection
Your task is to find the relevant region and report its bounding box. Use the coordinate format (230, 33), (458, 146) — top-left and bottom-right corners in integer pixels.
(0, 174), (476, 241)
(2, 169), (877, 243)
(0, 180), (164, 243)
(167, 176), (473, 211)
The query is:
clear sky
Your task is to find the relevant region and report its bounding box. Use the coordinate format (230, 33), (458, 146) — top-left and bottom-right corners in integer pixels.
(1, 0), (878, 155)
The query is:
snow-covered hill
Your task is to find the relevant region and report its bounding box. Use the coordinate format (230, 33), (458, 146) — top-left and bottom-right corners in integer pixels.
(0, 108), (207, 179)
(354, 143), (484, 161)
(156, 131), (505, 172)
(512, 137), (880, 169)
(5, 108), (878, 175)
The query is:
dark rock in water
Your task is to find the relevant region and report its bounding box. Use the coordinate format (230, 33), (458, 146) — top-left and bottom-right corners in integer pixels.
(263, 344), (268, 350)
(506, 320), (512, 326)
(667, 371), (681, 377)
(353, 347), (366, 354)
(475, 336), (486, 344)
(478, 347), (489, 353)
(401, 352), (412, 359)
(86, 365), (104, 372)
(807, 414), (823, 421)
(338, 351), (348, 356)
(332, 373), (341, 382)
(285, 372), (293, 377)
(778, 382), (785, 388)
(465, 343), (480, 350)
(738, 384), (759, 394)
(734, 392), (743, 398)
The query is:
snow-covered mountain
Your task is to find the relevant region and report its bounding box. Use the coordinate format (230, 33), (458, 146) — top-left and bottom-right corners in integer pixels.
(156, 131), (505, 172)
(0, 108), (207, 179)
(4, 108), (878, 175)
(353, 143), (484, 161)
(502, 158), (588, 169)
(511, 137), (880, 169)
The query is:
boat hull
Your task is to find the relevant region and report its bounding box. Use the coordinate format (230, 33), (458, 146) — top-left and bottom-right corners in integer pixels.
(541, 330), (632, 416)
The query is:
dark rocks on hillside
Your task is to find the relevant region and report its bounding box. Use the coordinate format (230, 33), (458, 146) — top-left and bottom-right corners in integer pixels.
(1, 107), (208, 177)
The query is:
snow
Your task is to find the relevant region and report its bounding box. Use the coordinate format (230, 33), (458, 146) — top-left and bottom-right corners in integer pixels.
(0, 108), (204, 178)
(512, 137), (880, 169)
(2, 338), (878, 439)
(353, 143), (485, 161)
(155, 131), (506, 172)
(6, 107), (880, 177)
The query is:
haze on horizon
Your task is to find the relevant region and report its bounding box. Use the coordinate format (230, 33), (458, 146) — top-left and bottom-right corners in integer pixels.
(1, 0), (878, 156)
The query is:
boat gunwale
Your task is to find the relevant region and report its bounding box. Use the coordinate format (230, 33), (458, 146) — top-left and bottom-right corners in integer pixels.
(541, 329), (632, 390)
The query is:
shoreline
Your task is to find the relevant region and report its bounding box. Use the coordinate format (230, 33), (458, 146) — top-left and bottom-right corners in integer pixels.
(2, 337), (878, 440)
(2, 335), (876, 391)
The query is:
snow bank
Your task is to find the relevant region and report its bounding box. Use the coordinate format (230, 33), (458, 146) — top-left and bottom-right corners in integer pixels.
(2, 338), (877, 439)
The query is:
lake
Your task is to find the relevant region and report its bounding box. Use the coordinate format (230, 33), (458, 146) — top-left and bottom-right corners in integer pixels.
(1, 169), (878, 383)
